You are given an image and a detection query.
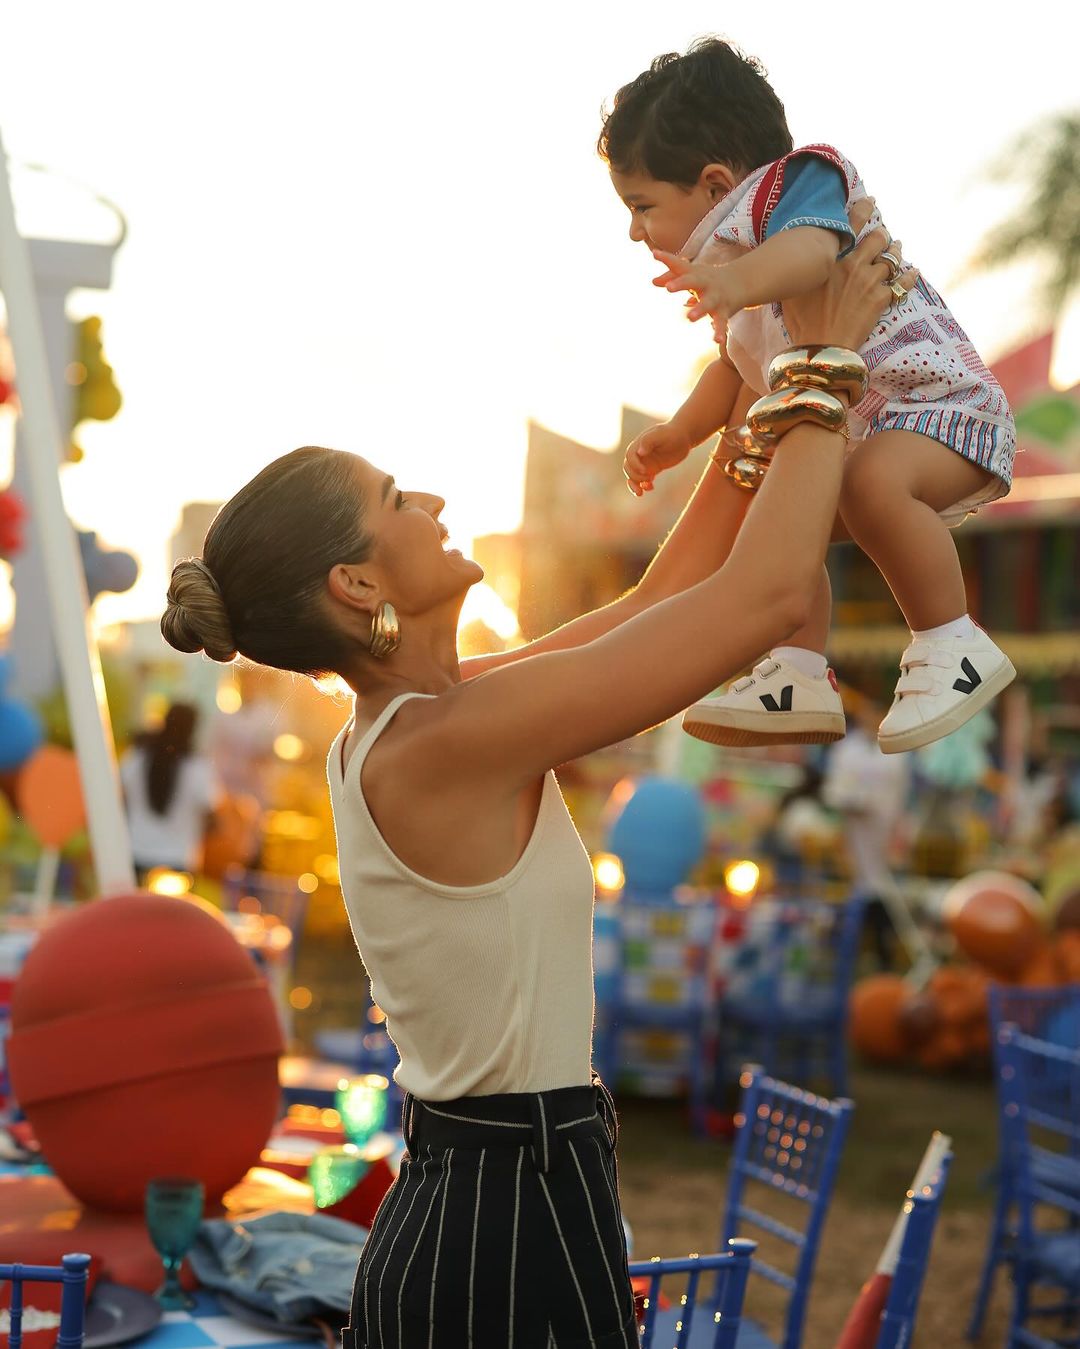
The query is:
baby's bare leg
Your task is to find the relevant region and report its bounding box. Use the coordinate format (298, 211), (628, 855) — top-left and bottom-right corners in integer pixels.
(838, 430), (995, 630)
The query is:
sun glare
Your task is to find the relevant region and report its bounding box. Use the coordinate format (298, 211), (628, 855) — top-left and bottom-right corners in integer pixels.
(459, 579), (520, 641)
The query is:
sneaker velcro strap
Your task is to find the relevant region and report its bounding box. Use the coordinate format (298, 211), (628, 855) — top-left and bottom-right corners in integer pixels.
(895, 670), (938, 695)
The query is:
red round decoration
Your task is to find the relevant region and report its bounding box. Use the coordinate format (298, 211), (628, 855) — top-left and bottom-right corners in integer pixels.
(942, 871), (1044, 978)
(7, 893), (284, 1212)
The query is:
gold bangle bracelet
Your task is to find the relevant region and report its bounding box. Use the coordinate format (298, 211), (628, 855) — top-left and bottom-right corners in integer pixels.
(767, 345), (869, 403)
(746, 386), (849, 446)
(715, 454), (769, 491)
(709, 423), (775, 491)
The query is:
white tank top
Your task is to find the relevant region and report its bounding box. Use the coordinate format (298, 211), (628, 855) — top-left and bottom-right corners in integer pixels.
(325, 692), (597, 1099)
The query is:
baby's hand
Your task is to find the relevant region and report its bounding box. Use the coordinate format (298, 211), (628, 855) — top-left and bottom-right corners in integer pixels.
(624, 422), (692, 496)
(653, 251), (740, 324)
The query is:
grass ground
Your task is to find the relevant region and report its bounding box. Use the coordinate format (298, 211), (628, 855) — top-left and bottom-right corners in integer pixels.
(293, 935), (1013, 1347)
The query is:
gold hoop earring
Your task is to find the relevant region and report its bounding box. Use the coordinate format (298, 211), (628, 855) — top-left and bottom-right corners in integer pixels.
(369, 601), (401, 659)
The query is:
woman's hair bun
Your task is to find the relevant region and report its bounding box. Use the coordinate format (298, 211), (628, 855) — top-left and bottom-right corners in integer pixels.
(161, 557), (238, 663)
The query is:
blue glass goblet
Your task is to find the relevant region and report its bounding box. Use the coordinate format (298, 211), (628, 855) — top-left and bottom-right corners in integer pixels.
(145, 1176), (204, 1310)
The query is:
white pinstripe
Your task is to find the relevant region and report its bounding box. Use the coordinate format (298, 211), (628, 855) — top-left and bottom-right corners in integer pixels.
(377, 1149), (432, 1349)
(422, 1103), (531, 1129)
(566, 1138), (624, 1326)
(537, 1094), (550, 1172)
(427, 1148), (454, 1349)
(467, 1148), (486, 1348)
(537, 1171), (596, 1347)
(590, 1137), (634, 1320)
(363, 1163), (413, 1338)
(556, 1113), (599, 1131)
(508, 1148), (523, 1349)
(399, 1153), (449, 1349)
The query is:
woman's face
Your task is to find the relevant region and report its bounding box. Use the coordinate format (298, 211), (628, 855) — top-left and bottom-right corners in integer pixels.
(356, 457), (484, 615)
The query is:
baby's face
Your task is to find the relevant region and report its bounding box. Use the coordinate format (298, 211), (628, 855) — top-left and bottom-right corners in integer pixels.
(610, 167), (715, 254)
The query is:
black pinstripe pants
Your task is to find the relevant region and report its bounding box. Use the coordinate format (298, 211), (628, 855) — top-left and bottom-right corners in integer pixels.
(342, 1076), (639, 1349)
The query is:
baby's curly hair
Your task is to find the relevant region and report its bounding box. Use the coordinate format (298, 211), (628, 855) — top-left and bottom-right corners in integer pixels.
(598, 37), (793, 186)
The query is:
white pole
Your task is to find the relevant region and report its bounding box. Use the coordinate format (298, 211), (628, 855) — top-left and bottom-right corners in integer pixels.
(0, 130), (135, 894)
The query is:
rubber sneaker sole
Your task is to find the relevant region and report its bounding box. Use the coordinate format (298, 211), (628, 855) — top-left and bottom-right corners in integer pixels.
(877, 656), (1017, 755)
(681, 707), (847, 747)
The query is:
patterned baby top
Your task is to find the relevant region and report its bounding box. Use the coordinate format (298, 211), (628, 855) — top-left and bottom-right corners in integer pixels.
(680, 144), (1015, 495)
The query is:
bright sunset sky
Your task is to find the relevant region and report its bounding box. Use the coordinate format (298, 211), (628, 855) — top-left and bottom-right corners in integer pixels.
(0, 2), (1077, 630)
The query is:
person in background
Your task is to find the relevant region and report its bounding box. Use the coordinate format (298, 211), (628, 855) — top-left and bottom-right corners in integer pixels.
(761, 762), (836, 891)
(120, 702), (221, 881)
(822, 694), (911, 967)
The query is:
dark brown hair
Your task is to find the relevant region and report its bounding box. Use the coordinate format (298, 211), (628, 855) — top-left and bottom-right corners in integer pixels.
(161, 446), (373, 679)
(598, 37), (793, 186)
(139, 701), (198, 815)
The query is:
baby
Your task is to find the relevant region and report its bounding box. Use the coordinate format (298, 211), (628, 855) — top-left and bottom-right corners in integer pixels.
(600, 38), (1016, 754)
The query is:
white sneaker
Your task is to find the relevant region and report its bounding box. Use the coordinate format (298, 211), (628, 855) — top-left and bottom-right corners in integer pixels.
(877, 626), (1016, 754)
(682, 657), (846, 747)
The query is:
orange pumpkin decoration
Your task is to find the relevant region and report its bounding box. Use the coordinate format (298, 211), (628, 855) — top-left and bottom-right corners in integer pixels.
(897, 991), (939, 1047)
(849, 975), (909, 1063)
(1053, 930), (1080, 982)
(1019, 944), (1061, 988)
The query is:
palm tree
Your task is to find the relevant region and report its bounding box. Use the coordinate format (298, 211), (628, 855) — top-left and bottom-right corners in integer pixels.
(972, 112), (1080, 316)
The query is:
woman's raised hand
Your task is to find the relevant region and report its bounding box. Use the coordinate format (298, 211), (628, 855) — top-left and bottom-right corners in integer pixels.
(782, 199), (918, 351)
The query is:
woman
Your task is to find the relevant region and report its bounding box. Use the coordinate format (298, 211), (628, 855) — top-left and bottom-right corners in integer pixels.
(161, 210), (909, 1349)
(119, 701), (220, 880)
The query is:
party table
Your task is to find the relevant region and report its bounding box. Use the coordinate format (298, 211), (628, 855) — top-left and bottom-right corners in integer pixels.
(112, 1289), (323, 1349)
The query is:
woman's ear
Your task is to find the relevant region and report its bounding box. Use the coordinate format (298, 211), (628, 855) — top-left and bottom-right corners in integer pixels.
(327, 563), (380, 616)
(699, 162), (739, 201)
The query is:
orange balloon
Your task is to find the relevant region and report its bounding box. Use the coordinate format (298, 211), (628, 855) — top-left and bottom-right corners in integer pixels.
(17, 746), (86, 847)
(943, 871), (1044, 977)
(849, 975), (909, 1063)
(1019, 944), (1061, 988)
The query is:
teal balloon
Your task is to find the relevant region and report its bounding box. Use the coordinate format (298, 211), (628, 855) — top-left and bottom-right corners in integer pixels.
(606, 777), (706, 894)
(0, 698), (43, 771)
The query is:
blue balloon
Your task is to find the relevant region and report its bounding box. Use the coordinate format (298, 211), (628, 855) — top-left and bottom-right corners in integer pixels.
(606, 776), (706, 894)
(0, 697), (43, 771)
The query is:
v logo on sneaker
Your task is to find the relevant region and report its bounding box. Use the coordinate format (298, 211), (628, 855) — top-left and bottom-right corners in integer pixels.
(952, 658), (982, 695)
(760, 685), (794, 712)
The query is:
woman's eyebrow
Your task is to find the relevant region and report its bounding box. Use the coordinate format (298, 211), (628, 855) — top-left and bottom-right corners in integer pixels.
(381, 474), (395, 502)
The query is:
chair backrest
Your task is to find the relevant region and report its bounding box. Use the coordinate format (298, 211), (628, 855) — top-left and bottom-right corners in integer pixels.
(629, 1239), (756, 1349)
(995, 1025), (1080, 1246)
(729, 897), (864, 1015)
(988, 983), (1080, 1049)
(722, 1065), (854, 1349)
(875, 1152), (953, 1349)
(221, 866), (309, 944)
(0, 1254), (90, 1349)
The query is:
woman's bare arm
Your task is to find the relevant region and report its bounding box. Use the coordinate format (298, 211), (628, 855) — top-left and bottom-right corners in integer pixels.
(458, 382), (758, 680)
(436, 405), (848, 781)
(460, 204), (900, 681)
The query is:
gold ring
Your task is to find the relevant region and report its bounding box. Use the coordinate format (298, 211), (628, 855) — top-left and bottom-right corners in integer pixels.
(880, 249), (903, 283)
(889, 279), (908, 309)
